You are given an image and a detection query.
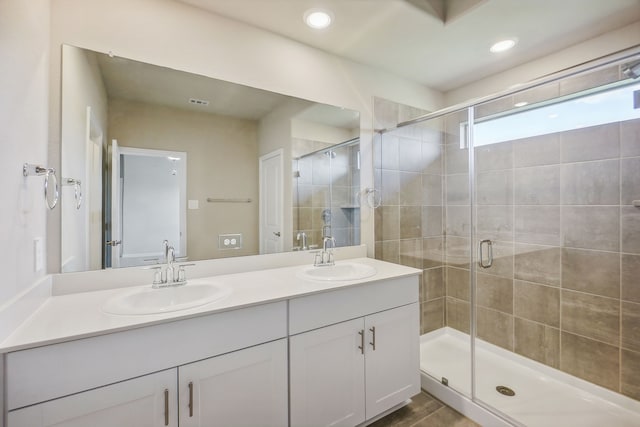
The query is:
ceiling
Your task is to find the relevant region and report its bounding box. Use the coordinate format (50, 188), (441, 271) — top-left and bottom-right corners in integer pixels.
(95, 50), (360, 128)
(177, 0), (640, 92)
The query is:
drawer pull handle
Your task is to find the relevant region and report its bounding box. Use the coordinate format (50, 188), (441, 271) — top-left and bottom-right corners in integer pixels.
(370, 326), (376, 350)
(188, 381), (194, 417)
(164, 389), (169, 426)
(358, 329), (364, 354)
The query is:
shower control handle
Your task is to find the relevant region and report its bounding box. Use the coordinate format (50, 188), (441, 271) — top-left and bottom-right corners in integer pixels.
(478, 239), (493, 268)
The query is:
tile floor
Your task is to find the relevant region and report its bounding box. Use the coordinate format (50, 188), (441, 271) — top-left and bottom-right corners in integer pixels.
(370, 391), (480, 427)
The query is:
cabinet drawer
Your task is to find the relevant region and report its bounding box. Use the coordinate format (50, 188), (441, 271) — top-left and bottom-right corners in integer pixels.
(6, 301), (286, 410)
(289, 276), (419, 335)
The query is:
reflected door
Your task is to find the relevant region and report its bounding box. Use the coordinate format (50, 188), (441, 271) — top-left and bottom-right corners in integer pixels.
(259, 149), (284, 254)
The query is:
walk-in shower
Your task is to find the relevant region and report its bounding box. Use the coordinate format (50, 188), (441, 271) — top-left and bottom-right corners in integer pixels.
(375, 50), (640, 426)
(293, 137), (360, 250)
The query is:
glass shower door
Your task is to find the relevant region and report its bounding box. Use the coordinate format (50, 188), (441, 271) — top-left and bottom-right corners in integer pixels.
(471, 62), (640, 426)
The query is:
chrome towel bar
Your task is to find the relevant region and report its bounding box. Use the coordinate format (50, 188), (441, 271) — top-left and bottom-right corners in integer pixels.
(206, 198), (252, 203)
(23, 163), (59, 210)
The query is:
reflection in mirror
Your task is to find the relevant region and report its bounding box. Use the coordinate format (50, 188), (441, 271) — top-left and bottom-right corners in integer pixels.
(60, 45), (360, 273)
(292, 138), (360, 251)
(115, 147), (187, 268)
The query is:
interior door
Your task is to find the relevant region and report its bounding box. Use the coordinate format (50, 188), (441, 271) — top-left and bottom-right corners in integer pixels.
(109, 139), (122, 267)
(259, 149), (284, 254)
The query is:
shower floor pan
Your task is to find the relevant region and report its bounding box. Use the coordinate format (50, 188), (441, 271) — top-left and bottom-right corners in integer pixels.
(420, 328), (640, 427)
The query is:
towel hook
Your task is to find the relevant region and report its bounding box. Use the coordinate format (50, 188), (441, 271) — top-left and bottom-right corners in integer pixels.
(23, 163), (59, 210)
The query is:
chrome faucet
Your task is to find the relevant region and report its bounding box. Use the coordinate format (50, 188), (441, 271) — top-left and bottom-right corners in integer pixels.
(150, 245), (195, 288)
(297, 232), (309, 250)
(314, 236), (336, 267)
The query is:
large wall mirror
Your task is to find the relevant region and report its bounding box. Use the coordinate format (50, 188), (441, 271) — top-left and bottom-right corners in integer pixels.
(60, 45), (360, 273)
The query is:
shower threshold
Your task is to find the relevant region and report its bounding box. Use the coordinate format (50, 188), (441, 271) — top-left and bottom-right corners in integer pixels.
(420, 327), (640, 427)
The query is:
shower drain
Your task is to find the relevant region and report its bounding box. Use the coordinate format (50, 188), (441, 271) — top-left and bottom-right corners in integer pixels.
(496, 385), (516, 396)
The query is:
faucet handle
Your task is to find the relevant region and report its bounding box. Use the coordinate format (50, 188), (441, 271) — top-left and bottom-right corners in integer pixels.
(177, 263), (196, 283)
(142, 266), (163, 285)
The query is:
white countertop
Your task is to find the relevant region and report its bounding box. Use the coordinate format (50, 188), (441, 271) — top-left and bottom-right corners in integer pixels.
(0, 258), (420, 353)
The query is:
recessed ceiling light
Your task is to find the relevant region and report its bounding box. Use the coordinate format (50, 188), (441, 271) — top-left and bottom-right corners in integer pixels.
(304, 9), (333, 29)
(490, 38), (517, 53)
(514, 101), (528, 107)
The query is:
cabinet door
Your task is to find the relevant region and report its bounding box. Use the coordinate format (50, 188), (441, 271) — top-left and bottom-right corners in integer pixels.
(178, 338), (288, 427)
(364, 303), (420, 418)
(290, 318), (366, 427)
(8, 369), (177, 427)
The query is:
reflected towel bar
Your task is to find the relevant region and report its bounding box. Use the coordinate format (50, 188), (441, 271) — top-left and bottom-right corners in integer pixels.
(206, 198), (252, 203)
(63, 178), (83, 210)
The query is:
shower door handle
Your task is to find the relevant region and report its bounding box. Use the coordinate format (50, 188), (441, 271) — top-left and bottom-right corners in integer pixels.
(478, 239), (493, 268)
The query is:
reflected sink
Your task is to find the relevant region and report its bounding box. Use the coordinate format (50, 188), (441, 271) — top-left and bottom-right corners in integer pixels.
(297, 262), (377, 282)
(102, 282), (231, 315)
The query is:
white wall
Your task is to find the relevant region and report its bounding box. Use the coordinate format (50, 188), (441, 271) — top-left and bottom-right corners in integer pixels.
(258, 98), (314, 252)
(291, 119), (355, 145)
(444, 20), (640, 106)
(60, 45), (108, 272)
(110, 98), (260, 261)
(0, 0), (50, 307)
(48, 0), (444, 269)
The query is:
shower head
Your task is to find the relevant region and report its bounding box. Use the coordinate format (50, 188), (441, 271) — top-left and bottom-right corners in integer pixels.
(622, 60), (640, 79)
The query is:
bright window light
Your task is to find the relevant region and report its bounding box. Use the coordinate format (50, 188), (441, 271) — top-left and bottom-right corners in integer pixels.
(472, 81), (640, 147)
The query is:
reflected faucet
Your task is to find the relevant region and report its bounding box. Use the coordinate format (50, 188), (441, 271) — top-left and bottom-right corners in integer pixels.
(297, 232), (309, 250)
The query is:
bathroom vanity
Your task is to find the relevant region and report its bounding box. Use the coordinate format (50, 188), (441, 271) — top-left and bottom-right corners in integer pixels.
(1, 257), (420, 427)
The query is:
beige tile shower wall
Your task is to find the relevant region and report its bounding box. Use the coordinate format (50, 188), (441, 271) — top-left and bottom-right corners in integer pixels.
(372, 97), (446, 335)
(108, 98), (259, 260)
(292, 140), (359, 249)
(451, 116), (640, 402)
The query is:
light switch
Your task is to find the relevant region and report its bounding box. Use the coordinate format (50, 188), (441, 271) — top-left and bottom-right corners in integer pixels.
(188, 199), (199, 210)
(34, 237), (43, 272)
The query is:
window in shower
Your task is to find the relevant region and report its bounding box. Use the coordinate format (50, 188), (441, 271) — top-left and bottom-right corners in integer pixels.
(471, 80), (640, 146)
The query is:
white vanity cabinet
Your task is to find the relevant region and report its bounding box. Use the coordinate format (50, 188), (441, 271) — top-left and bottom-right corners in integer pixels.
(5, 301), (287, 427)
(178, 338), (288, 427)
(289, 276), (420, 427)
(8, 369), (178, 427)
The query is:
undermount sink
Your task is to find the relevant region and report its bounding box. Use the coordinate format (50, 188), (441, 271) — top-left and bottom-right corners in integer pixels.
(102, 281), (231, 315)
(297, 262), (377, 282)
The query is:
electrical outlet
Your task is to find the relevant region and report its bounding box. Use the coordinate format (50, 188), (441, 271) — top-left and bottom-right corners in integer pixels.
(219, 233), (242, 250)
